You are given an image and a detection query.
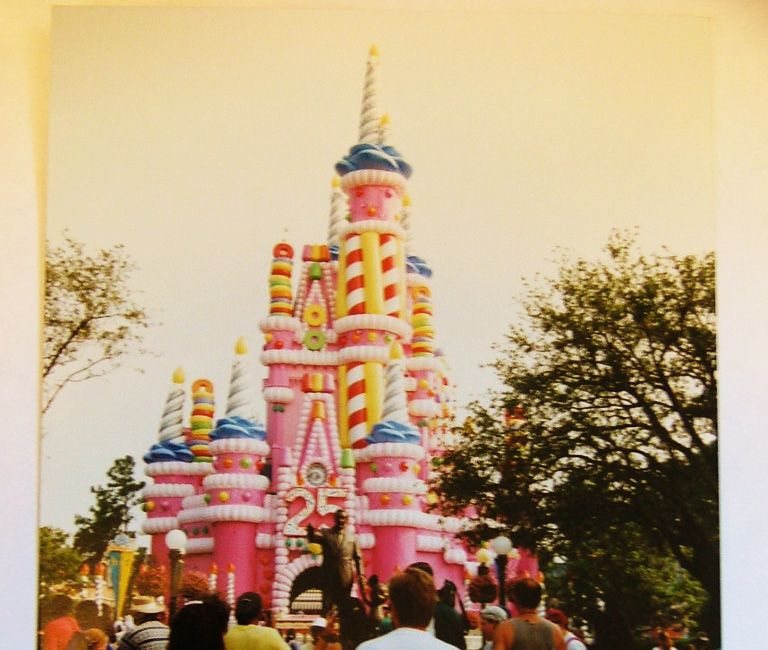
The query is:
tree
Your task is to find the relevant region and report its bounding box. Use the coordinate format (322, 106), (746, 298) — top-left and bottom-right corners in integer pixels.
(432, 231), (718, 645)
(38, 526), (84, 599)
(43, 233), (151, 414)
(74, 455), (146, 567)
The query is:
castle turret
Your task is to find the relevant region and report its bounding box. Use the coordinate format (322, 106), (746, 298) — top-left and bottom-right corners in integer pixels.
(334, 47), (412, 450)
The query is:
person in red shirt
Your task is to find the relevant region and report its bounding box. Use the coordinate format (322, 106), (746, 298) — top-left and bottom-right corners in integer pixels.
(42, 595), (81, 650)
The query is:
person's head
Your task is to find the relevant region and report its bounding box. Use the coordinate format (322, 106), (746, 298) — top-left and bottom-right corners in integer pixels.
(545, 608), (568, 630)
(480, 606), (508, 641)
(387, 566), (437, 630)
(49, 594), (74, 618)
(75, 600), (100, 628)
(234, 592), (262, 625)
(508, 577), (542, 611)
(84, 628), (108, 650)
(333, 509), (348, 530)
(657, 630), (672, 650)
(407, 561), (433, 576)
(437, 580), (457, 606)
(169, 595), (230, 650)
(132, 598), (166, 625)
(309, 617), (327, 640)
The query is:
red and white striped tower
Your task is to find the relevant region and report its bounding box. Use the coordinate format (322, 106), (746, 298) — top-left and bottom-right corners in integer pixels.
(335, 46), (412, 451)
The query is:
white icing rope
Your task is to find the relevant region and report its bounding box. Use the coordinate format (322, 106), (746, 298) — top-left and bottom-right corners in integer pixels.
(226, 337), (253, 419)
(145, 462), (214, 477)
(260, 349), (338, 367)
(158, 369), (186, 442)
(358, 45), (382, 145)
(328, 175), (348, 247)
(258, 316), (302, 333)
(382, 347), (408, 423)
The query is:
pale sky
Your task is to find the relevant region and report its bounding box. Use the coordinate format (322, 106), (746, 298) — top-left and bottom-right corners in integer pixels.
(42, 7), (716, 536)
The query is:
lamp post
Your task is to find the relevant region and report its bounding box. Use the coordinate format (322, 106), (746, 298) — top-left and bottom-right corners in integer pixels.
(491, 535), (512, 610)
(165, 529), (187, 622)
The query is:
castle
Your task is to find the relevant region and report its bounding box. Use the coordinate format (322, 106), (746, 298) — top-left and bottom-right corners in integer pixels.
(139, 46), (537, 617)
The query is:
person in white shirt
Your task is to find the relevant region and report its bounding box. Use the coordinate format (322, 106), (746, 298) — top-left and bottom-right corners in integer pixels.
(354, 567), (456, 650)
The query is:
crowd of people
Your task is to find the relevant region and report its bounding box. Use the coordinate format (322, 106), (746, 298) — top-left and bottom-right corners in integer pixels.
(39, 564), (702, 650)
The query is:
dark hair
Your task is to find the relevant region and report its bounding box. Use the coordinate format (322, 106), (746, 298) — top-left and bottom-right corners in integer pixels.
(75, 600), (100, 627)
(508, 578), (542, 610)
(49, 595), (74, 618)
(388, 567), (437, 629)
(168, 595), (230, 650)
(234, 592), (262, 625)
(407, 561), (434, 576)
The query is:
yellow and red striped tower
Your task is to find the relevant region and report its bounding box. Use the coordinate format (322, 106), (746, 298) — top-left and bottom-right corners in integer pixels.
(334, 46), (413, 450)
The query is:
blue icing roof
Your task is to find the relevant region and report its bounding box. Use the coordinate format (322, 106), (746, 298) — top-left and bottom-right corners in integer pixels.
(335, 143), (412, 178)
(406, 255), (433, 278)
(144, 440), (194, 464)
(210, 416), (266, 441)
(365, 420), (421, 445)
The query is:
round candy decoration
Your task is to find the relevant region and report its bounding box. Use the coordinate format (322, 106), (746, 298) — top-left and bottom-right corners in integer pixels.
(304, 305), (327, 327)
(304, 329), (326, 351)
(223, 458), (233, 468)
(218, 491), (230, 503)
(273, 242), (294, 259)
(204, 494), (212, 503)
(144, 501), (155, 512)
(399, 461), (409, 472)
(379, 494), (390, 505)
(240, 458), (252, 469)
(402, 494), (413, 506)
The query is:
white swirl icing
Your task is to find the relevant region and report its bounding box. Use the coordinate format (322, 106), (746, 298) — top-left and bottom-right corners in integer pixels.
(158, 385), (185, 442)
(203, 474), (270, 491)
(416, 535), (446, 552)
(262, 386), (295, 403)
(199, 504), (267, 523)
(145, 462), (214, 478)
(339, 219), (405, 240)
(259, 316), (302, 332)
(226, 356), (251, 419)
(339, 169), (407, 195)
(256, 533), (275, 548)
(208, 438), (270, 456)
(361, 477), (427, 494)
(444, 547), (468, 564)
(334, 314), (411, 339)
(260, 349), (337, 366)
(353, 442), (425, 462)
(186, 537), (215, 554)
(408, 399), (441, 417)
(141, 517), (178, 535)
(337, 345), (391, 365)
(382, 355), (408, 423)
(142, 484), (196, 498)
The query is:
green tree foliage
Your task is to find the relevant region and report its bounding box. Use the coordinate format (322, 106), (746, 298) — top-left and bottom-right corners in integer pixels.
(38, 526), (84, 599)
(73, 455), (145, 568)
(43, 233), (151, 414)
(432, 231), (717, 646)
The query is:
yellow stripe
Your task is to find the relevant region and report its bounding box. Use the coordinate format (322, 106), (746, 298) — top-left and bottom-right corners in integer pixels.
(336, 239), (348, 318)
(337, 365), (349, 448)
(395, 238), (407, 318)
(361, 231), (384, 314)
(364, 361), (383, 431)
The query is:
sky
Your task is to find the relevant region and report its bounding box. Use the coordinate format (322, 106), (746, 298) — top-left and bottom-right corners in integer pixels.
(42, 7), (716, 537)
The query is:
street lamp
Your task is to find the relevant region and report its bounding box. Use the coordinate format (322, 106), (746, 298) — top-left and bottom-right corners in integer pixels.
(165, 529), (187, 622)
(491, 535), (512, 610)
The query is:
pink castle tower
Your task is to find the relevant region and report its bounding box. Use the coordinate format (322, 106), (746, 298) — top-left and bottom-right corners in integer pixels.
(138, 46), (537, 624)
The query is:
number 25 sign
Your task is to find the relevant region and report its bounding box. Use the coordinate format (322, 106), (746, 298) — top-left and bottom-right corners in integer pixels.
(283, 486), (347, 536)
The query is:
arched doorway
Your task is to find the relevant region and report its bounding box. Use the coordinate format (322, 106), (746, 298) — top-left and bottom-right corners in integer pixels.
(289, 566), (324, 615)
